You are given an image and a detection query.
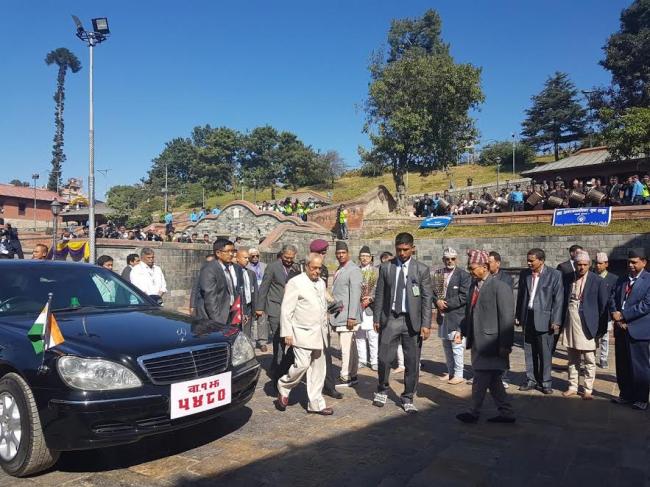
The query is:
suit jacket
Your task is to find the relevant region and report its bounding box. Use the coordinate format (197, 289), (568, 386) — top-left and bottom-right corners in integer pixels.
(330, 261), (363, 327)
(256, 259), (300, 318)
(195, 260), (233, 324)
(373, 258), (433, 331)
(600, 271), (618, 301)
(121, 266), (132, 282)
(236, 265), (258, 320)
(432, 267), (471, 332)
(280, 273), (328, 350)
(557, 259), (575, 277)
(493, 270), (514, 289)
(610, 270), (650, 340)
(516, 265), (564, 332)
(562, 271), (609, 339)
(462, 277), (514, 370)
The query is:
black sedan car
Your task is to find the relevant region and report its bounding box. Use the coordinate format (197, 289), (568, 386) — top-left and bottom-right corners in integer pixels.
(0, 260), (260, 477)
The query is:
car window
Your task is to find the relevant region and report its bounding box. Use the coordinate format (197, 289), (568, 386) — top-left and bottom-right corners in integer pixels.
(0, 265), (148, 316)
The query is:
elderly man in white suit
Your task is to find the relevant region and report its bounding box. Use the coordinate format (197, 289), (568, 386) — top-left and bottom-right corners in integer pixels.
(276, 253), (333, 416)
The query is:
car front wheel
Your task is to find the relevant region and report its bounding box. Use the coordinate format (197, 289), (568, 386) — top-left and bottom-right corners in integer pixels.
(0, 373), (59, 477)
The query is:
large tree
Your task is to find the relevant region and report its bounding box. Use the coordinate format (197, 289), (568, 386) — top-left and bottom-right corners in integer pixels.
(362, 9), (483, 206)
(240, 126), (282, 199)
(45, 48), (81, 192)
(600, 0), (650, 109)
(602, 106), (650, 160)
(521, 72), (587, 161)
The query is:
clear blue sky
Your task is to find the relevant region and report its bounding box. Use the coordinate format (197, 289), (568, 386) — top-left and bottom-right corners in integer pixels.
(0, 0), (632, 197)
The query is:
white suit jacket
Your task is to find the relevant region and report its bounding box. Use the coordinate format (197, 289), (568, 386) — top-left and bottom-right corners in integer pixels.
(280, 273), (327, 350)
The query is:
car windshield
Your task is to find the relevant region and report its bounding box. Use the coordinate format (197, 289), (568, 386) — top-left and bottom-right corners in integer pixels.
(0, 264), (150, 316)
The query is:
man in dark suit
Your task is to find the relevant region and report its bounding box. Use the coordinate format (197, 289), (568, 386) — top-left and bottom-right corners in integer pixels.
(372, 232), (433, 413)
(121, 253), (140, 282)
(560, 250), (609, 400)
(189, 254), (215, 316)
(256, 244), (301, 387)
(595, 252), (618, 368)
(610, 249), (650, 410)
(457, 250), (515, 424)
(195, 239), (238, 324)
(488, 251), (514, 289)
(556, 244), (583, 278)
(432, 247), (471, 384)
(235, 249), (258, 340)
(516, 248), (564, 394)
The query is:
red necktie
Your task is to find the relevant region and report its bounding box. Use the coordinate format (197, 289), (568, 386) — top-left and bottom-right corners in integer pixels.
(471, 286), (479, 308)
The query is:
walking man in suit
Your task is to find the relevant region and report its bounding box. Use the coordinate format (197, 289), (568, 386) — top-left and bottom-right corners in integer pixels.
(330, 241), (363, 387)
(595, 252), (618, 368)
(195, 239), (238, 324)
(560, 250), (609, 400)
(516, 248), (564, 394)
(256, 244), (301, 387)
(457, 250), (515, 424)
(276, 253), (333, 416)
(557, 245), (584, 278)
(432, 247), (471, 385)
(610, 249), (650, 410)
(372, 232), (433, 413)
(488, 250), (514, 388)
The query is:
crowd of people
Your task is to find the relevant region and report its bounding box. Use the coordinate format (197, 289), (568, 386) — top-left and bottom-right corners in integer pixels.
(413, 174), (650, 216)
(186, 233), (650, 419)
(257, 197), (323, 222)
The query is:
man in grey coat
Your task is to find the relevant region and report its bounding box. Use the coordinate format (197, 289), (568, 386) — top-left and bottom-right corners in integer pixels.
(432, 247), (471, 384)
(195, 239), (238, 324)
(457, 250), (515, 423)
(330, 241), (363, 387)
(372, 232), (433, 413)
(516, 248), (564, 394)
(256, 244), (301, 388)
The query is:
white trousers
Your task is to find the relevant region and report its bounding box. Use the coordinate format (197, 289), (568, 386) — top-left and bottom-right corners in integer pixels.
(277, 346), (327, 412)
(356, 328), (379, 366)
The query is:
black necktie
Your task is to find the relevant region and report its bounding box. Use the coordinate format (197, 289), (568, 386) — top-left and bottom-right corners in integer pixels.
(224, 264), (234, 297)
(395, 264), (406, 314)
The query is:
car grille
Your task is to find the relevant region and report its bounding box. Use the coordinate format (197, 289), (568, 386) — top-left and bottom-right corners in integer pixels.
(137, 344), (230, 385)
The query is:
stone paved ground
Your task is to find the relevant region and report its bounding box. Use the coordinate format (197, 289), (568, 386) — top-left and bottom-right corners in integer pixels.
(2, 330), (649, 487)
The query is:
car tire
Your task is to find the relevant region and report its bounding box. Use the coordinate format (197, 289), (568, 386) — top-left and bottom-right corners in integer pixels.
(0, 372), (60, 477)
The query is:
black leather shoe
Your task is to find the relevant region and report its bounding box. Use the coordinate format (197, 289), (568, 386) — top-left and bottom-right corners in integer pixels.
(518, 382), (536, 391)
(456, 412), (479, 424)
(308, 407), (334, 416)
(323, 388), (343, 399)
(541, 387), (554, 395)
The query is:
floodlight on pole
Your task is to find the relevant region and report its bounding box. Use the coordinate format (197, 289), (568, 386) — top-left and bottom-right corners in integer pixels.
(72, 15), (110, 264)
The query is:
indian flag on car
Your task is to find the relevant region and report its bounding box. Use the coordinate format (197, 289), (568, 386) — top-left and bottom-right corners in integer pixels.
(27, 299), (64, 354)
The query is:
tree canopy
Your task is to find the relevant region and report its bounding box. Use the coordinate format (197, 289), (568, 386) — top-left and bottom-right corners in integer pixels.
(602, 106), (650, 160)
(362, 9), (484, 206)
(521, 72), (587, 161)
(478, 141), (535, 169)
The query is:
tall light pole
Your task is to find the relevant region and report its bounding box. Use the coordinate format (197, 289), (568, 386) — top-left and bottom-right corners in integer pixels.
(163, 161), (169, 213)
(72, 15), (110, 263)
(32, 173), (39, 231)
(495, 156), (502, 190)
(581, 90), (595, 148)
(512, 132), (517, 178)
(50, 200), (62, 261)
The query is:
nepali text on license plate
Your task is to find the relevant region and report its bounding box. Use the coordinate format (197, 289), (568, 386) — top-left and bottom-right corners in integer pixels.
(170, 371), (232, 419)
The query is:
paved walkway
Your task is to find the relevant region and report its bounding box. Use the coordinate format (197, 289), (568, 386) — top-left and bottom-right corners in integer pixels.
(3, 331), (648, 487)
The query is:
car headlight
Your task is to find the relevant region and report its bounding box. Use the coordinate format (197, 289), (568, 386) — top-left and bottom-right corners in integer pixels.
(57, 356), (142, 390)
(231, 332), (255, 367)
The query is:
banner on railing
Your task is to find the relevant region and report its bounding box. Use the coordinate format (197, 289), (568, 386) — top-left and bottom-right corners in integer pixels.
(46, 240), (90, 262)
(552, 207), (611, 227)
(419, 216), (453, 229)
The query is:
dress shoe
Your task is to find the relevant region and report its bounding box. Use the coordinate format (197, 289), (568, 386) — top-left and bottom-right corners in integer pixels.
(308, 407), (334, 416)
(275, 394), (289, 411)
(611, 396), (632, 405)
(518, 382), (536, 392)
(323, 388), (343, 399)
(456, 412), (479, 424)
(487, 415), (516, 424)
(632, 401), (648, 411)
(541, 387), (554, 395)
(258, 344), (269, 353)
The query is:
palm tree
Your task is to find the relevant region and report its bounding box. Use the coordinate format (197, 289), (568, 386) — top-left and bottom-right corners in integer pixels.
(45, 48), (82, 192)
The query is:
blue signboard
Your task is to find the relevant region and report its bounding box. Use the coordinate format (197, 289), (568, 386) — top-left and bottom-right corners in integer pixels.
(419, 216), (453, 229)
(552, 207), (612, 227)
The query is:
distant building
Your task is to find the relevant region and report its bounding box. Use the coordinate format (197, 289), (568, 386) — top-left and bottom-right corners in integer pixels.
(0, 183), (64, 230)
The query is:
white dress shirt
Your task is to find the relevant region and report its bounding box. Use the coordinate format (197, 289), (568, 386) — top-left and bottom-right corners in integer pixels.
(392, 258), (411, 312)
(527, 266), (543, 310)
(130, 262), (168, 296)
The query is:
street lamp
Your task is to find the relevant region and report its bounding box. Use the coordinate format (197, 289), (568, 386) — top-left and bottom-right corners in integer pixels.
(511, 133), (517, 175)
(162, 161), (169, 214)
(32, 173), (39, 231)
(50, 200), (62, 261)
(495, 156), (502, 190)
(72, 15), (110, 264)
(581, 90), (595, 148)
